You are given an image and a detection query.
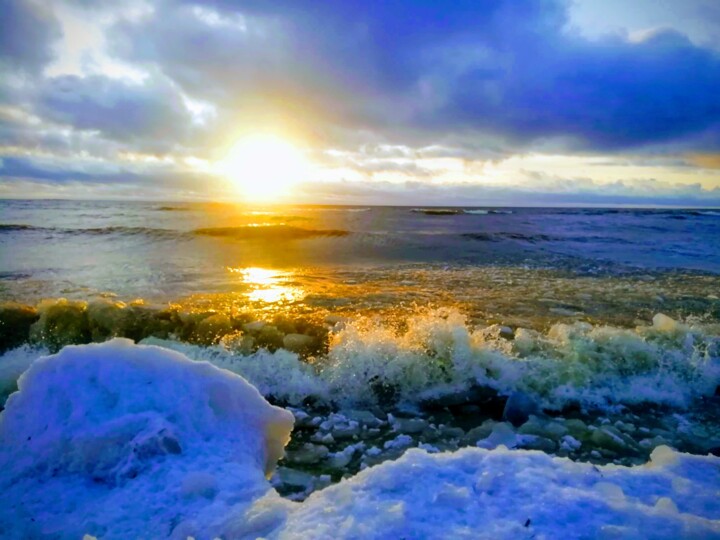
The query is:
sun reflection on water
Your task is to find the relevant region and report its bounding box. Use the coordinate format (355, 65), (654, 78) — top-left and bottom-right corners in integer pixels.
(228, 266), (304, 304)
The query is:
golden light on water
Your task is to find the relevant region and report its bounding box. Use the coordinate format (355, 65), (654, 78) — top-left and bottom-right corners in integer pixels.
(218, 134), (309, 201)
(229, 266), (304, 304)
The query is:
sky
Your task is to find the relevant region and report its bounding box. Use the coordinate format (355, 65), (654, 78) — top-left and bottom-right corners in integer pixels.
(1, 0), (719, 206)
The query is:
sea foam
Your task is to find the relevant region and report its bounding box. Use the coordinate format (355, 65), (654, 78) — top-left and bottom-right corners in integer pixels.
(3, 307), (718, 411)
(0, 339), (294, 539)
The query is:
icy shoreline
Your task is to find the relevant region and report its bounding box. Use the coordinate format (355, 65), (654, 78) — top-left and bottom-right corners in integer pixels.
(1, 340), (719, 539)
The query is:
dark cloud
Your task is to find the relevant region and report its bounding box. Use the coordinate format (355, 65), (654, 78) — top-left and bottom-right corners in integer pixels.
(0, 155), (140, 184)
(108, 0), (720, 151)
(0, 0), (61, 73)
(0, 155), (226, 194)
(442, 28), (720, 149)
(34, 75), (196, 152)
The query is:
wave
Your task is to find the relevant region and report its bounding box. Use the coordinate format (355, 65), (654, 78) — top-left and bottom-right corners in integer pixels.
(462, 232), (559, 243)
(193, 225), (350, 240)
(412, 209), (514, 216)
(0, 224), (179, 238)
(2, 300), (718, 413)
(411, 208), (464, 215)
(301, 207), (371, 213)
(461, 232), (633, 244)
(0, 224), (43, 232)
(0, 223), (347, 241)
(465, 209), (514, 215)
(549, 208), (720, 219)
(75, 226), (180, 238)
(153, 205), (189, 212)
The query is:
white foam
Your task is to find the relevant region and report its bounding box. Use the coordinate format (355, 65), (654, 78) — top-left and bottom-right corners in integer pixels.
(2, 310), (718, 412)
(140, 337), (328, 405)
(280, 446), (720, 539)
(320, 309), (720, 409)
(0, 338), (294, 539)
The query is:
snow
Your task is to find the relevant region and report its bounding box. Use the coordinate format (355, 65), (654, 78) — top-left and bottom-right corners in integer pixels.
(1, 339), (719, 539)
(0, 338), (294, 539)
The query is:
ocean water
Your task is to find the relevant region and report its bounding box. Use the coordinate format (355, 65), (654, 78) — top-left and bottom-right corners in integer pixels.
(1, 199), (719, 497)
(2, 199), (719, 299)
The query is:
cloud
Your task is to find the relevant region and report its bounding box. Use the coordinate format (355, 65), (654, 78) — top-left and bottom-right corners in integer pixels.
(1, 0), (719, 204)
(34, 74), (196, 152)
(107, 0), (720, 151)
(0, 154), (229, 196)
(0, 0), (61, 73)
(0, 155), (141, 184)
(296, 176), (720, 206)
(688, 153), (720, 169)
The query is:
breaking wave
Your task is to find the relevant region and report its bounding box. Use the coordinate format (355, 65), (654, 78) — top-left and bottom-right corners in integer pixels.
(2, 301), (718, 412)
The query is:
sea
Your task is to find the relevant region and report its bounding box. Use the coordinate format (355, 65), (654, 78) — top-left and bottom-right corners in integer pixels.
(1, 199), (719, 498)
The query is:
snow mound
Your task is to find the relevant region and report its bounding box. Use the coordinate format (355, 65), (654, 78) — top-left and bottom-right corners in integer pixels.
(279, 446), (720, 539)
(0, 338), (294, 540)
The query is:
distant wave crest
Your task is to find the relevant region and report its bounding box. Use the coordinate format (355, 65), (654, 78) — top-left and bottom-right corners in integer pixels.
(0, 224), (180, 239)
(153, 205), (189, 212)
(412, 209), (514, 216)
(0, 224), (41, 232)
(193, 225), (350, 240)
(0, 223), (350, 241)
(462, 232), (633, 244)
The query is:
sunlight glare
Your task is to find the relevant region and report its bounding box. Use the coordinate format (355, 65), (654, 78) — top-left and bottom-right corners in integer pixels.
(218, 134), (308, 201)
(228, 266), (304, 304)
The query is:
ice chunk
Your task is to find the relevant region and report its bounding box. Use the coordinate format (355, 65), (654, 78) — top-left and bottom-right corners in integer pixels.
(0, 339), (294, 540)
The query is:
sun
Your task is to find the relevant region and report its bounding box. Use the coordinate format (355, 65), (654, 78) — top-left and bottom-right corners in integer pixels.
(218, 134), (308, 201)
